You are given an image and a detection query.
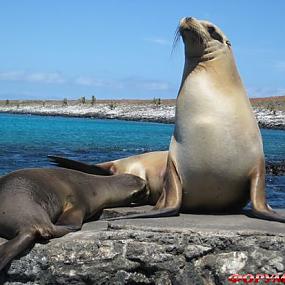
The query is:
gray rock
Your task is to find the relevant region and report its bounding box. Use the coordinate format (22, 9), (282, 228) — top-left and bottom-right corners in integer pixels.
(1, 207), (285, 285)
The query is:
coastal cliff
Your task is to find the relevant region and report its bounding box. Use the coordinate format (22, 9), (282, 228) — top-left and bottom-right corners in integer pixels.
(1, 207), (285, 285)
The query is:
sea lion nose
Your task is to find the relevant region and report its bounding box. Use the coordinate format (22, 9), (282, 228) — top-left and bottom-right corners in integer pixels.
(180, 17), (193, 26)
(180, 17), (195, 26)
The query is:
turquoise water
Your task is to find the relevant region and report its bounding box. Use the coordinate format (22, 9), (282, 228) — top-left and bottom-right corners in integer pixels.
(0, 113), (284, 208)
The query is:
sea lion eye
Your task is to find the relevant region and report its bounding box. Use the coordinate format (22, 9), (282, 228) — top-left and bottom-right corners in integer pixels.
(208, 26), (223, 43)
(208, 26), (215, 34)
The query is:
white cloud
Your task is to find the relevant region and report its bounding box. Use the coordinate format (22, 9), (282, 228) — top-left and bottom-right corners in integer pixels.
(144, 37), (171, 46)
(247, 87), (285, 98)
(0, 70), (172, 93)
(75, 75), (171, 92)
(75, 76), (105, 87)
(0, 71), (65, 84)
(75, 76), (124, 89)
(274, 61), (285, 71)
(131, 79), (171, 91)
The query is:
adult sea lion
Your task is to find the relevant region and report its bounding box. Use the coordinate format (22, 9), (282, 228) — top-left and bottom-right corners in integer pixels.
(49, 152), (285, 207)
(105, 17), (285, 222)
(49, 151), (168, 205)
(0, 168), (147, 271)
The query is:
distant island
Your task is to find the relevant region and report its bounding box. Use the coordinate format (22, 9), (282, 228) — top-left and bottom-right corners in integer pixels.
(0, 96), (284, 129)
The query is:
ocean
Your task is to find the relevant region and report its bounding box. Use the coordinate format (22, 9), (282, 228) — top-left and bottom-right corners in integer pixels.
(0, 113), (284, 208)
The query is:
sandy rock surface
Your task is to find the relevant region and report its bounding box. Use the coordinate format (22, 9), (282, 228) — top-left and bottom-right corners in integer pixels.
(1, 207), (285, 285)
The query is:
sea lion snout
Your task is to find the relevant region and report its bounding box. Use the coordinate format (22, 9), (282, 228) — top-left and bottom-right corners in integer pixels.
(178, 17), (206, 45)
(179, 16), (198, 32)
(178, 17), (230, 60)
(124, 175), (150, 205)
(132, 176), (150, 202)
(180, 16), (195, 26)
(131, 184), (150, 205)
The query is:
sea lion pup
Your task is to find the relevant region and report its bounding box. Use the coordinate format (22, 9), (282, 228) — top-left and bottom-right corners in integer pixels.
(104, 17), (285, 222)
(49, 150), (168, 205)
(0, 168), (147, 271)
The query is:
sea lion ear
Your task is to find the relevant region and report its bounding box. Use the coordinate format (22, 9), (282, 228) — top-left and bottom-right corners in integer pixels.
(226, 40), (231, 47)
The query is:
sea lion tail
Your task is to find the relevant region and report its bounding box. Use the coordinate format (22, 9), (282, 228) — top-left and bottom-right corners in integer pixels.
(0, 231), (35, 272)
(48, 155), (112, 175)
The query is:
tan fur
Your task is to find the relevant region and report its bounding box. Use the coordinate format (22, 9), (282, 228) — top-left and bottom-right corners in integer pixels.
(108, 17), (285, 222)
(98, 151), (168, 204)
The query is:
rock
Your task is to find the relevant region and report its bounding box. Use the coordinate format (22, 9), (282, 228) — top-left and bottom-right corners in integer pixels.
(266, 160), (285, 176)
(1, 207), (285, 284)
(0, 104), (284, 129)
(254, 108), (285, 130)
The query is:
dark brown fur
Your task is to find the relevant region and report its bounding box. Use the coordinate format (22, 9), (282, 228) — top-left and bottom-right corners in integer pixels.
(0, 168), (147, 271)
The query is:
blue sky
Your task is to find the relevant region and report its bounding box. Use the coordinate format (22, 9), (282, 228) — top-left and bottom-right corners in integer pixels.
(0, 0), (284, 100)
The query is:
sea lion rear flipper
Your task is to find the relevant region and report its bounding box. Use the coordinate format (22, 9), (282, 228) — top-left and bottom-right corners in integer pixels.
(106, 156), (182, 220)
(250, 159), (285, 223)
(0, 231), (35, 272)
(48, 155), (113, 175)
(0, 224), (80, 272)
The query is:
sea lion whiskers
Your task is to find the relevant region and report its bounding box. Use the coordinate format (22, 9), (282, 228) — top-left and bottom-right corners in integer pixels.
(171, 25), (181, 56)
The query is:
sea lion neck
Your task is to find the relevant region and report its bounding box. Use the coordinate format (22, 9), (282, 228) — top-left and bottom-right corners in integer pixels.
(85, 174), (147, 211)
(185, 40), (229, 64)
(180, 47), (244, 93)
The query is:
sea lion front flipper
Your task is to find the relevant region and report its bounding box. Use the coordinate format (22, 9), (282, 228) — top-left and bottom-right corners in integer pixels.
(154, 155), (182, 211)
(0, 231), (35, 272)
(48, 155), (112, 175)
(250, 159), (285, 223)
(106, 156), (182, 220)
(55, 207), (84, 231)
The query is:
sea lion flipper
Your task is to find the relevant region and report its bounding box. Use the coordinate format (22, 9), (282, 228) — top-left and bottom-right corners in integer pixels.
(105, 156), (182, 220)
(55, 207), (84, 231)
(52, 225), (80, 237)
(105, 208), (179, 221)
(0, 225), (79, 272)
(154, 155), (182, 210)
(48, 155), (112, 175)
(0, 231), (35, 272)
(250, 159), (285, 223)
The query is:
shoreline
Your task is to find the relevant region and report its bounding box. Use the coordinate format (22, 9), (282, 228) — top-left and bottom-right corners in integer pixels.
(0, 103), (284, 129)
(0, 109), (174, 124)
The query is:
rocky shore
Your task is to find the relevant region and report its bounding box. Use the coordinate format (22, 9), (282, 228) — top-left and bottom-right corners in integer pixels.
(0, 103), (284, 129)
(266, 160), (285, 176)
(1, 207), (285, 285)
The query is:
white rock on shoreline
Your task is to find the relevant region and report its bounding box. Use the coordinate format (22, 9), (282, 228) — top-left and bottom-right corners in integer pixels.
(253, 108), (285, 129)
(0, 104), (284, 128)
